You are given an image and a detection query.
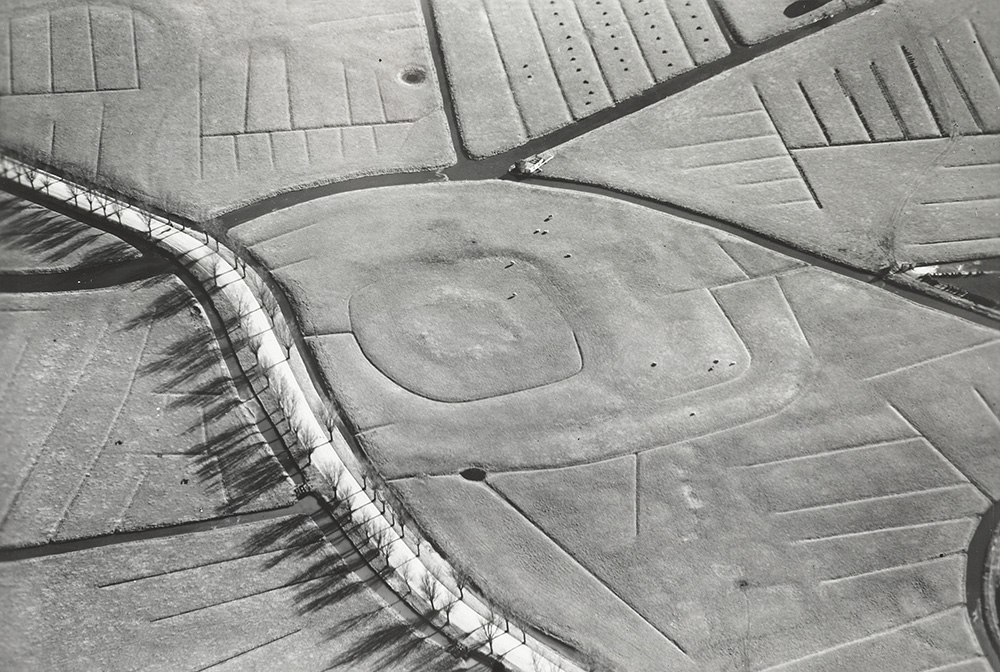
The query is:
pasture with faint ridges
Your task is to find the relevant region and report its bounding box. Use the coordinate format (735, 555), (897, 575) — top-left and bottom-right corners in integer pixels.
(0, 515), (462, 671)
(230, 179), (1000, 670)
(0, 0), (454, 220)
(0, 276), (295, 549)
(538, 0), (1000, 273)
(431, 0), (729, 156)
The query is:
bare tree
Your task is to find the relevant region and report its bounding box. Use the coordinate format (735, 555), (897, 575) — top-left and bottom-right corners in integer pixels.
(96, 197), (112, 218)
(398, 560), (413, 596)
(453, 567), (468, 599)
(370, 522), (393, 566)
(197, 219), (216, 248)
(419, 571), (441, 612)
(36, 171), (56, 195)
(323, 461), (347, 506)
(481, 609), (505, 657)
(359, 517), (386, 561)
(21, 163), (38, 188)
(441, 590), (458, 625)
(65, 183), (85, 208)
(247, 331), (268, 384)
(267, 373), (298, 445)
(81, 190), (102, 214)
(370, 517), (384, 547)
(272, 373), (298, 430)
(273, 318), (293, 361)
(319, 401), (338, 441)
(247, 272), (281, 324)
(296, 425), (323, 461)
(212, 257), (228, 289)
(137, 209), (156, 237)
(234, 292), (256, 326)
(228, 238), (250, 278)
(357, 516), (373, 543)
(104, 200), (125, 225)
(395, 508), (407, 540)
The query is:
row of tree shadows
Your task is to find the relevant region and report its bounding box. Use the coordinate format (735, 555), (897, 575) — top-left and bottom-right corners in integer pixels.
(0, 184), (503, 670)
(0, 183), (574, 670)
(0, 193), (164, 291)
(118, 264), (497, 669)
(242, 509), (485, 671)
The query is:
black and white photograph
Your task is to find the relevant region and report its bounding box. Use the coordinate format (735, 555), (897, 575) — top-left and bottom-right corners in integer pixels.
(0, 0), (998, 670)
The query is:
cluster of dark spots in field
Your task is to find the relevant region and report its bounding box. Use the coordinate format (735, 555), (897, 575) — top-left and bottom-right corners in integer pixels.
(707, 357), (737, 372)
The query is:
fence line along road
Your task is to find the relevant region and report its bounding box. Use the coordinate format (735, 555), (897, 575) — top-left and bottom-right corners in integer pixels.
(0, 154), (586, 672)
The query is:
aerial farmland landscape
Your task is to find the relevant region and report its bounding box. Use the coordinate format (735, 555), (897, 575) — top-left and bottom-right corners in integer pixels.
(0, 0), (998, 670)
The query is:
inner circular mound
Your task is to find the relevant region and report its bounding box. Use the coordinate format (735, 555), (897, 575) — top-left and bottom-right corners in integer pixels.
(349, 258), (582, 402)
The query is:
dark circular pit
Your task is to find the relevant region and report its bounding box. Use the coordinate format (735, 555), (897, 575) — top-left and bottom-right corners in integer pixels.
(400, 66), (427, 85)
(460, 467), (487, 482)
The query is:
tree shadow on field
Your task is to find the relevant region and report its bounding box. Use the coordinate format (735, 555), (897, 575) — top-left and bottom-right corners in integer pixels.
(245, 504), (390, 612)
(241, 513), (478, 671)
(115, 249), (483, 670)
(123, 277), (291, 517)
(0, 192), (138, 270)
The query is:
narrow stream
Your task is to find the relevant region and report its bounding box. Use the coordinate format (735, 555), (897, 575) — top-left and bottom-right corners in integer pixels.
(0, 255), (168, 294)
